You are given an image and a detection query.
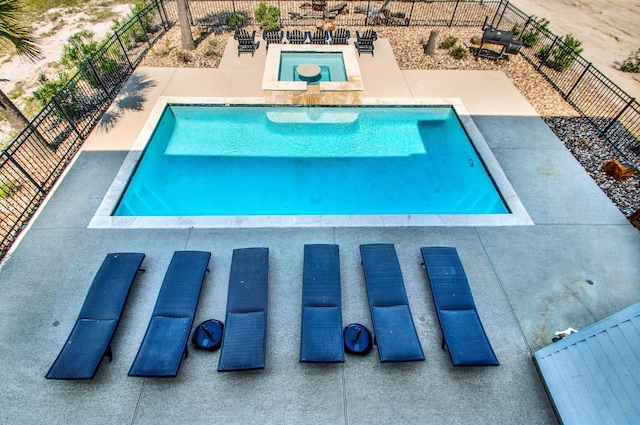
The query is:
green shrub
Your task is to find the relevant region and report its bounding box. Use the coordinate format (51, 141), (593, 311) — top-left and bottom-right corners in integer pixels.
(60, 30), (98, 70)
(510, 23), (523, 37)
(254, 2), (280, 31)
(621, 48), (640, 73)
(203, 39), (220, 57)
(540, 34), (583, 72)
(521, 17), (549, 47)
(29, 72), (70, 109)
(131, 0), (152, 32)
(225, 12), (245, 28)
(438, 36), (457, 50)
(176, 50), (192, 63)
(450, 45), (467, 60)
(0, 180), (19, 199)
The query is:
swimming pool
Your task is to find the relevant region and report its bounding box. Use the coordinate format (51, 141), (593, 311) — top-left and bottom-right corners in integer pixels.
(278, 52), (347, 84)
(113, 105), (510, 217)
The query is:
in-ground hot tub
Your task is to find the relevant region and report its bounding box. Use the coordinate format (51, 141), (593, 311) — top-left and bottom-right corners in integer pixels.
(262, 44), (363, 103)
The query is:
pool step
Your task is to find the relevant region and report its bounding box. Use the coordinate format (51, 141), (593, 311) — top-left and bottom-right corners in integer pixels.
(139, 185), (171, 214)
(122, 185), (170, 215)
(454, 187), (504, 214)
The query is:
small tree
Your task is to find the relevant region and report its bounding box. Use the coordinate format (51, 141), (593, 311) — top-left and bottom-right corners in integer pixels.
(621, 48), (640, 73)
(521, 17), (549, 48)
(0, 0), (43, 133)
(539, 34), (583, 72)
(255, 2), (281, 31)
(176, 0), (194, 50)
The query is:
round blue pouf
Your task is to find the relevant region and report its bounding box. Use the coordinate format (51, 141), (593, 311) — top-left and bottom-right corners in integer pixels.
(192, 319), (223, 351)
(343, 323), (372, 355)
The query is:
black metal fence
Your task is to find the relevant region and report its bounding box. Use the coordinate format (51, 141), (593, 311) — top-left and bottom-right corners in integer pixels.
(169, 0), (504, 28)
(487, 3), (639, 167)
(0, 0), (170, 258)
(1, 0), (639, 260)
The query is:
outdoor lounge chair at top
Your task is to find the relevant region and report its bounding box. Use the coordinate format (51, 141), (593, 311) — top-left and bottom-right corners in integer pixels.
(46, 253), (145, 379)
(263, 30), (284, 49)
(286, 29), (307, 44)
(330, 28), (350, 45)
(420, 247), (499, 366)
(234, 28), (260, 56)
(299, 244), (344, 363)
(360, 244), (425, 362)
(128, 251), (211, 377)
(218, 247), (269, 371)
(307, 29), (329, 44)
(354, 29), (377, 56)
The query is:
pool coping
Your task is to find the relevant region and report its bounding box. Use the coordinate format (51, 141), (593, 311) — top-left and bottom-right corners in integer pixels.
(89, 96), (533, 229)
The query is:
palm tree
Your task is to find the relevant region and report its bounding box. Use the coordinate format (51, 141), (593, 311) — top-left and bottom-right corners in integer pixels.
(0, 0), (43, 133)
(176, 0), (193, 50)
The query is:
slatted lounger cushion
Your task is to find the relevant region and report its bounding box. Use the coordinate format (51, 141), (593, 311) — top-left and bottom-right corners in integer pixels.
(300, 244), (344, 363)
(46, 253), (145, 379)
(218, 247), (269, 371)
(420, 247), (499, 366)
(360, 244), (425, 362)
(128, 251), (210, 377)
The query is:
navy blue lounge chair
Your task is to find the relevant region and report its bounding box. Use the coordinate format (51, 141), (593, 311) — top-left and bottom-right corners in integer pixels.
(128, 251), (210, 377)
(46, 253), (145, 379)
(420, 247), (499, 366)
(218, 248), (269, 371)
(300, 244), (344, 363)
(359, 244), (425, 362)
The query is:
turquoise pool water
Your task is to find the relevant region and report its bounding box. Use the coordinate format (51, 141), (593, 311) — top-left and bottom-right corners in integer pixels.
(278, 52), (347, 83)
(114, 106), (509, 216)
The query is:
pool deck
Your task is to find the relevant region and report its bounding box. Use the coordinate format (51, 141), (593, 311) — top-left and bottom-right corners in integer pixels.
(1, 37), (639, 425)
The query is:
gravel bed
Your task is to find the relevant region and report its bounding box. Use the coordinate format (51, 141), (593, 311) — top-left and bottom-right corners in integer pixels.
(140, 25), (639, 220)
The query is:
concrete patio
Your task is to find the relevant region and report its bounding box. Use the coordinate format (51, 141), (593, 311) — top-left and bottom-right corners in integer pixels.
(0, 37), (638, 425)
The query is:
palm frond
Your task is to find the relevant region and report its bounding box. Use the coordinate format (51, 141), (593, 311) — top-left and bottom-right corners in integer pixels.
(0, 0), (43, 61)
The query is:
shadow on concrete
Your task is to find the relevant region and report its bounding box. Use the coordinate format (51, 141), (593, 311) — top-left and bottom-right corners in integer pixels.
(98, 72), (157, 133)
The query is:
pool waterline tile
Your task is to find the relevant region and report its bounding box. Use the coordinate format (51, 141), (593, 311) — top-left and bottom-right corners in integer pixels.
(90, 97), (532, 229)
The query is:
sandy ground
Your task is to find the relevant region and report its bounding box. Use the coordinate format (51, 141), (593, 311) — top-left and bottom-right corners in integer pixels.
(509, 0), (640, 98)
(0, 3), (132, 143)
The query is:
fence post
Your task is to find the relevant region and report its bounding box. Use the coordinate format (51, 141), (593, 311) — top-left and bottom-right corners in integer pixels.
(1, 152), (45, 194)
(407, 0), (415, 26)
(136, 15), (152, 47)
(518, 16), (532, 41)
(490, 0), (503, 27)
(601, 97), (636, 137)
(114, 32), (134, 71)
(538, 35), (558, 70)
(158, 0), (169, 29)
(185, 0), (194, 26)
(52, 97), (83, 141)
(565, 62), (591, 100)
(88, 60), (110, 97)
(366, 0), (371, 25)
(494, 0), (508, 28)
(448, 0), (460, 27)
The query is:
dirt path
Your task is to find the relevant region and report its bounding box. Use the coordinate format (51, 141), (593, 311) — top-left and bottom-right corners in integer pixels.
(509, 0), (640, 99)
